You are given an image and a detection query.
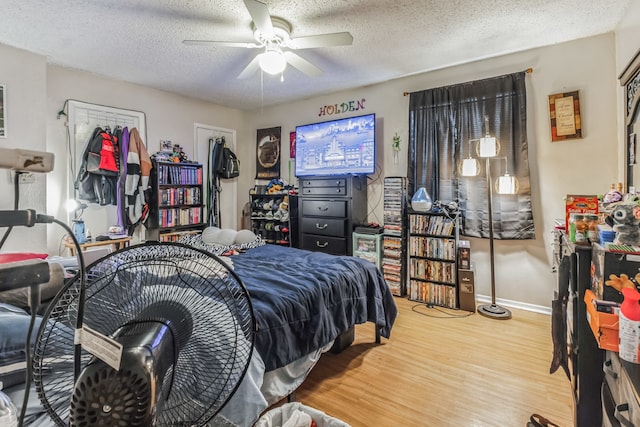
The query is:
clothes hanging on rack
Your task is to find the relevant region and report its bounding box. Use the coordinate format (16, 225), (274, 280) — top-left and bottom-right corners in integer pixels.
(76, 126), (120, 205)
(75, 123), (151, 236)
(116, 126), (130, 230)
(125, 127), (152, 234)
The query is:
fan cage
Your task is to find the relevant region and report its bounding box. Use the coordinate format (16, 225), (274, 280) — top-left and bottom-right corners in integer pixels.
(33, 242), (256, 426)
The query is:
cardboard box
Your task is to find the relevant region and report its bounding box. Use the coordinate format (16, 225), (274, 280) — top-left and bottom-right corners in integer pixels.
(591, 243), (640, 303)
(584, 289), (619, 352)
(458, 240), (471, 270)
(458, 269), (476, 312)
(565, 194), (598, 231)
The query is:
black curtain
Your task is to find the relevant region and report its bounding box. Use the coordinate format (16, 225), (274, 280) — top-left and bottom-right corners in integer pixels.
(408, 71), (534, 239)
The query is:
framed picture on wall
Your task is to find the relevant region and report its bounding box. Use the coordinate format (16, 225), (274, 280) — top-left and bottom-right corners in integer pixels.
(256, 126), (281, 179)
(289, 131), (296, 158)
(0, 84), (6, 138)
(549, 90), (582, 142)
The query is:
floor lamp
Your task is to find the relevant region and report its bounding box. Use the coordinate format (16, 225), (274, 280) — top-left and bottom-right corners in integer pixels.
(461, 116), (519, 320)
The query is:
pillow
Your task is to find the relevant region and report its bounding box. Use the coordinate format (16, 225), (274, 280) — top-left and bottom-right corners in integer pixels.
(201, 227), (238, 246)
(201, 226), (221, 245)
(0, 304), (42, 388)
(217, 229), (238, 246)
(235, 229), (258, 244)
(178, 230), (266, 254)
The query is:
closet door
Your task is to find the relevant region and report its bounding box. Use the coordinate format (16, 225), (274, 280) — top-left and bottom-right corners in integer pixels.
(193, 123), (237, 230)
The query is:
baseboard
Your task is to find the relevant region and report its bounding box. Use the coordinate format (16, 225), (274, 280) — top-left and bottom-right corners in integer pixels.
(475, 294), (551, 316)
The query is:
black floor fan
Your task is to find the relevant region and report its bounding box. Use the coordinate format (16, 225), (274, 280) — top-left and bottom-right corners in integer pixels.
(31, 242), (255, 426)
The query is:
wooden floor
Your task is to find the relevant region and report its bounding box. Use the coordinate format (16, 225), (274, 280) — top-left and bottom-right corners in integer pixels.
(293, 297), (574, 427)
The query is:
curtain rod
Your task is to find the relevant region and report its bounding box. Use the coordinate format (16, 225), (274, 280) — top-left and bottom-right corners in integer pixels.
(402, 67), (534, 96)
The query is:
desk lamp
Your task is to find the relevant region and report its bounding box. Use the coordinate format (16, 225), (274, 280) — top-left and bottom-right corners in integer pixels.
(66, 199), (88, 244)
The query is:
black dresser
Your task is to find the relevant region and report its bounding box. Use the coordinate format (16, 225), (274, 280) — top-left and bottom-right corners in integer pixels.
(297, 175), (368, 255)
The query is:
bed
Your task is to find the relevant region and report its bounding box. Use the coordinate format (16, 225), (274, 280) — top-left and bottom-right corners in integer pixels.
(2, 237), (397, 426)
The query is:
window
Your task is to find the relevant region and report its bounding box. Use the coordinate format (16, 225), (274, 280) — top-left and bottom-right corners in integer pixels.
(408, 71), (534, 239)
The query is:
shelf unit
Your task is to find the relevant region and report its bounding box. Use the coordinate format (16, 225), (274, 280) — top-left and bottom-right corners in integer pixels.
(408, 210), (459, 309)
(147, 160), (206, 242)
(382, 176), (407, 296)
(249, 193), (291, 246)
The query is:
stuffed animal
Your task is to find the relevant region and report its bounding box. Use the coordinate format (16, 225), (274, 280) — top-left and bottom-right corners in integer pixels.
(605, 273), (640, 293)
(267, 179), (284, 194)
(610, 203), (640, 245)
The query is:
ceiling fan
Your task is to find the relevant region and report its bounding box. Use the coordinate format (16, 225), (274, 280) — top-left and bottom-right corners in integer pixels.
(183, 0), (353, 79)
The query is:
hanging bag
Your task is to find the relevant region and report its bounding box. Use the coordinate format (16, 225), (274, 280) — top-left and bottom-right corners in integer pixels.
(86, 128), (119, 176)
(219, 146), (240, 179)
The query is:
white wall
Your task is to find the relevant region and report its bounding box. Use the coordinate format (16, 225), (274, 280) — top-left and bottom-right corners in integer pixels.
(44, 65), (248, 254)
(243, 33), (619, 309)
(0, 43), (48, 253)
(614, 1), (640, 75)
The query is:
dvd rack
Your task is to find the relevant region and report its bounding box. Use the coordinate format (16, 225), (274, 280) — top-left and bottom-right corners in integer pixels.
(408, 210), (459, 309)
(382, 176), (407, 296)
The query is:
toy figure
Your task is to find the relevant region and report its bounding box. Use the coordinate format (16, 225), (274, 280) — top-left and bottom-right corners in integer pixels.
(606, 273), (640, 293)
(603, 183), (623, 204)
(609, 203), (640, 245)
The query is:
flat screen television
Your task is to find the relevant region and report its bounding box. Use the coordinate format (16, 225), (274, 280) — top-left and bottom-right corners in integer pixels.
(295, 113), (376, 177)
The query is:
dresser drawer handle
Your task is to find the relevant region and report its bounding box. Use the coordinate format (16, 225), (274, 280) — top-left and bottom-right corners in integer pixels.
(315, 223), (328, 230)
(316, 241), (329, 248)
(318, 206), (329, 211)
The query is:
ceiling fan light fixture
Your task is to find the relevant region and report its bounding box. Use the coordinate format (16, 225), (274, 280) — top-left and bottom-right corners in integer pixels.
(258, 46), (287, 75)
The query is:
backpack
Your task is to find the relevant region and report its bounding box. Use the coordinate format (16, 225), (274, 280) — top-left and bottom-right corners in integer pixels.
(212, 136), (240, 179)
(219, 146), (240, 179)
(76, 126), (120, 205)
(85, 128), (119, 176)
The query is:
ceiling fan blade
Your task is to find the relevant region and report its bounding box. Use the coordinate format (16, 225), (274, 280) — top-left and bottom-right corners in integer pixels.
(243, 0), (274, 38)
(237, 55), (261, 80)
(287, 32), (353, 49)
(283, 51), (323, 78)
(183, 40), (261, 48)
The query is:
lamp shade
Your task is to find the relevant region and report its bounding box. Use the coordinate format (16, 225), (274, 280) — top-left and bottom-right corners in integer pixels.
(461, 158), (480, 177)
(496, 173), (519, 194)
(478, 136), (499, 158)
(258, 47), (287, 75)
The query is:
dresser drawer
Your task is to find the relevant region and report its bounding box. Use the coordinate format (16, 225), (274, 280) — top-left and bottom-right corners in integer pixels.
(616, 366), (640, 427)
(605, 351), (640, 427)
(302, 186), (347, 196)
(300, 178), (346, 188)
(604, 351), (624, 408)
(301, 217), (347, 237)
(301, 200), (347, 218)
(301, 234), (347, 255)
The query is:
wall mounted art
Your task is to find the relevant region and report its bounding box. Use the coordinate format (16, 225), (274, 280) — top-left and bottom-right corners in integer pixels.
(549, 90), (582, 142)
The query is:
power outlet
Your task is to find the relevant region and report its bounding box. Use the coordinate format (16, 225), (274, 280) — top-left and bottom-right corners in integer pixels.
(18, 172), (35, 184)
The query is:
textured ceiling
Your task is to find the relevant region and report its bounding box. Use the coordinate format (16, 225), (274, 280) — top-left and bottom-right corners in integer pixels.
(0, 0), (631, 110)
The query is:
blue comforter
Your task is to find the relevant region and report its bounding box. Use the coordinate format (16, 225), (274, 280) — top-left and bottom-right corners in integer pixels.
(231, 245), (397, 372)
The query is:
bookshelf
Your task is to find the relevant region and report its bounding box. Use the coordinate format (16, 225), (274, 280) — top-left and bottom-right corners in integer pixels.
(147, 160), (206, 242)
(408, 210), (459, 309)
